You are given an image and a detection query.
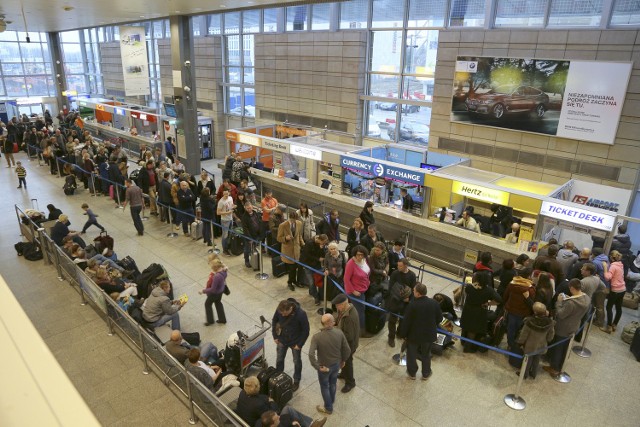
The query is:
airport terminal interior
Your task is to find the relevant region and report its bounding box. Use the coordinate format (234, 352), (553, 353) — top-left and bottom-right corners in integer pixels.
(1, 0), (640, 426)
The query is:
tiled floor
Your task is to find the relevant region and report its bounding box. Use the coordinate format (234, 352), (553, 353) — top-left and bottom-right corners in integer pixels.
(2, 153), (639, 426)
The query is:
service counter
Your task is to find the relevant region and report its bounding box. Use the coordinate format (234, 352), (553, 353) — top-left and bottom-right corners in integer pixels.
(250, 169), (535, 275)
(84, 121), (160, 158)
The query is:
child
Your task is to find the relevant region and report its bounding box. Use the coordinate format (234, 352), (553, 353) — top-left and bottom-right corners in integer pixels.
(81, 203), (106, 234)
(516, 302), (555, 379)
(16, 161), (27, 189)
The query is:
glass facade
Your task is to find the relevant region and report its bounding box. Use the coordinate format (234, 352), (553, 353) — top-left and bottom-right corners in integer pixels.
(0, 31), (54, 97)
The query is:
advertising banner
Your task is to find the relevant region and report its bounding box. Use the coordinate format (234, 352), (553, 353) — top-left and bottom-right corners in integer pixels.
(567, 180), (632, 215)
(119, 26), (150, 96)
(451, 56), (631, 145)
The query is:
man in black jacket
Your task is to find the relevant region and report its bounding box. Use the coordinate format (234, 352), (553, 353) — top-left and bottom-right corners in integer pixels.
(398, 283), (443, 380)
(272, 299), (310, 391)
(387, 259), (417, 347)
(361, 225), (385, 252)
(138, 160), (158, 216)
(158, 171), (173, 224)
(241, 202), (262, 268)
(316, 210), (340, 243)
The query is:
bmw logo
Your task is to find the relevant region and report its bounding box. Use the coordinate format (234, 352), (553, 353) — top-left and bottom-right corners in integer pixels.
(469, 62), (476, 70)
(373, 163), (384, 177)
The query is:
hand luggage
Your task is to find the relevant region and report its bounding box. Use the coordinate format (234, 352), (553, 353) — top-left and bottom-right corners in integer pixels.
(271, 256), (288, 278)
(622, 292), (639, 310)
(621, 321), (640, 344)
(250, 244), (260, 270)
(228, 230), (245, 256)
(84, 244), (98, 258)
(191, 220), (203, 240)
(257, 366), (279, 394)
(109, 185), (115, 199)
(118, 255), (141, 278)
(631, 328), (640, 362)
(182, 332), (201, 346)
(365, 292), (386, 334)
(268, 371), (294, 409)
(93, 231), (114, 252)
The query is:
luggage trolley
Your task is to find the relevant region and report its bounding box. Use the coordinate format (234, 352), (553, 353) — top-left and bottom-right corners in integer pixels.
(227, 316), (271, 376)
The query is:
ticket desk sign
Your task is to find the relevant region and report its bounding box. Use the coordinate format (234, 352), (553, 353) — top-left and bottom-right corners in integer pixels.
(539, 201), (615, 232)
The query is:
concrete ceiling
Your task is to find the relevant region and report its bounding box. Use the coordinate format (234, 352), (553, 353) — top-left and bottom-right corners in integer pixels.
(0, 0), (306, 33)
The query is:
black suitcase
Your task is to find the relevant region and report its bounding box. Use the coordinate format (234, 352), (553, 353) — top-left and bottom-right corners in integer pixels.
(631, 328), (640, 362)
(365, 292), (386, 334)
(229, 231), (244, 256)
(118, 255), (141, 277)
(258, 366), (279, 395)
(268, 371), (294, 409)
(431, 333), (454, 356)
(182, 332), (201, 346)
(272, 256), (288, 278)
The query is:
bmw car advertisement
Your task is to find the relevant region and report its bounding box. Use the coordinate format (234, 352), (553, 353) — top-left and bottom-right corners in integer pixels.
(450, 56), (632, 145)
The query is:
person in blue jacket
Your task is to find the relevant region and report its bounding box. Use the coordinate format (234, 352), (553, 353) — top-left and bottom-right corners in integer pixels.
(272, 298), (310, 392)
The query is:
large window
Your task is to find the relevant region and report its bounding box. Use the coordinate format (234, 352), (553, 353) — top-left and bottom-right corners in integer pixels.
(548, 0), (603, 26)
(0, 31), (54, 97)
(495, 0), (547, 27)
(611, 0), (640, 25)
(449, 0), (486, 27)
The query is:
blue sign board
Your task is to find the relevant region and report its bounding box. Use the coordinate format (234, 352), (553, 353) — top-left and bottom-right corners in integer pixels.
(340, 155), (424, 185)
(114, 107), (126, 116)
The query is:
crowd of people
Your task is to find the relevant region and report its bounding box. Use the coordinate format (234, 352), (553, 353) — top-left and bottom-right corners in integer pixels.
(9, 116), (636, 424)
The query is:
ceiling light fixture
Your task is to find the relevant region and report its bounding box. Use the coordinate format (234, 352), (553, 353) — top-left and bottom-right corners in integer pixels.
(19, 0), (30, 42)
(220, 5), (227, 8)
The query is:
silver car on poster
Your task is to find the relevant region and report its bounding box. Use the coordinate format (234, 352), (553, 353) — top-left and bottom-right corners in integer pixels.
(465, 85), (549, 119)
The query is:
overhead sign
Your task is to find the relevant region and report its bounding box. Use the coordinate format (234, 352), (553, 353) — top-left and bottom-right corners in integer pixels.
(451, 181), (510, 205)
(290, 144), (321, 161)
(226, 131), (238, 142)
(262, 138), (289, 153)
(119, 26), (150, 96)
(62, 90), (78, 96)
(238, 133), (261, 147)
(340, 156), (425, 185)
(540, 201), (615, 232)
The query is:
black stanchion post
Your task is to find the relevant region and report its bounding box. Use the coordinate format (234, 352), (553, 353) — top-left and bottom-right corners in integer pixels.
(317, 275), (329, 315)
(553, 334), (575, 383)
(256, 237), (269, 280)
(572, 310), (595, 358)
(208, 220), (220, 255)
(392, 337), (407, 366)
(166, 205), (178, 238)
(504, 355), (529, 410)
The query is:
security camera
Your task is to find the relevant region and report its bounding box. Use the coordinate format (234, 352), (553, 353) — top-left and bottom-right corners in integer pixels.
(184, 60), (191, 67)
(184, 86), (191, 92)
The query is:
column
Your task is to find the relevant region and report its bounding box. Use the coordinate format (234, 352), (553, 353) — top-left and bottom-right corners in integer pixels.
(47, 32), (68, 114)
(169, 15), (201, 175)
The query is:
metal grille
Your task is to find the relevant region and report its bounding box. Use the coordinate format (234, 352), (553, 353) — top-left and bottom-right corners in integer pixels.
(495, 0), (547, 26)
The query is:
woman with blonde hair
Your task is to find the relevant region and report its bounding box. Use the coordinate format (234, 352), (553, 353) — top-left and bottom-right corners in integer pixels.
(200, 258), (228, 325)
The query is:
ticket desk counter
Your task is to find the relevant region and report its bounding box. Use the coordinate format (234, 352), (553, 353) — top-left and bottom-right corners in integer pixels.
(250, 169), (535, 274)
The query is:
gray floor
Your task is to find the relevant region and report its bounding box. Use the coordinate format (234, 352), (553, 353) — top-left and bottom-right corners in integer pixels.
(2, 153), (639, 427)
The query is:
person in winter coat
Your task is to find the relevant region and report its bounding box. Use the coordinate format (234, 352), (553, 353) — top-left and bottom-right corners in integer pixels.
(359, 201), (375, 230)
(199, 188), (216, 247)
(504, 272), (536, 356)
(296, 203), (316, 242)
(197, 170), (215, 200)
(142, 280), (185, 330)
(556, 241), (578, 280)
(278, 211), (305, 292)
(516, 302), (555, 379)
(316, 209), (340, 243)
(345, 218), (365, 256)
(367, 242), (388, 296)
(601, 250), (626, 333)
(360, 224), (385, 252)
(461, 272), (502, 353)
(323, 242), (346, 303)
(611, 224), (632, 257)
(199, 258), (227, 325)
(271, 299), (310, 391)
(544, 279), (590, 377)
(344, 245), (371, 333)
(591, 247), (610, 289)
(386, 258), (416, 347)
(300, 234), (329, 305)
(494, 258), (516, 297)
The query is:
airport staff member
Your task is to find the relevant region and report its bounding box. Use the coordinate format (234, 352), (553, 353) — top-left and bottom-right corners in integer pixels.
(456, 211), (481, 233)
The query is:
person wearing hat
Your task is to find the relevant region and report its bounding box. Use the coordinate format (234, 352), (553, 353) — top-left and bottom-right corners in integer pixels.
(331, 294), (359, 393)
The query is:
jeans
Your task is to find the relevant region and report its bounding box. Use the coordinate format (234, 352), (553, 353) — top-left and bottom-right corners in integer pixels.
(406, 341), (432, 378)
(317, 362), (340, 412)
(202, 217), (213, 244)
(82, 219), (105, 233)
(18, 177), (26, 188)
(306, 269), (319, 300)
(198, 342), (217, 363)
(151, 312), (181, 330)
(276, 342), (303, 382)
(606, 291), (625, 327)
(506, 313), (524, 351)
(280, 406), (313, 427)
(221, 219), (232, 251)
(349, 293), (366, 330)
(548, 335), (570, 372)
(342, 353), (355, 387)
(90, 255), (123, 271)
(130, 205), (144, 234)
(205, 293), (226, 324)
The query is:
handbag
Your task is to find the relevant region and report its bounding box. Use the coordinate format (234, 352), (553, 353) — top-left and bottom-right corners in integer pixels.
(313, 273), (324, 287)
(223, 284), (230, 295)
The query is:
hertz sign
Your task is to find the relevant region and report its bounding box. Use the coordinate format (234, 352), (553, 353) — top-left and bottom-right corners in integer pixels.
(452, 181), (510, 205)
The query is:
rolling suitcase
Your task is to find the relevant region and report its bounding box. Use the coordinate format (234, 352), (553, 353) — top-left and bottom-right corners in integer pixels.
(258, 366), (279, 395)
(118, 255), (141, 279)
(250, 244), (260, 271)
(365, 292), (386, 334)
(94, 231), (115, 252)
(191, 220), (203, 240)
(268, 372), (294, 409)
(228, 227), (244, 256)
(271, 256), (288, 278)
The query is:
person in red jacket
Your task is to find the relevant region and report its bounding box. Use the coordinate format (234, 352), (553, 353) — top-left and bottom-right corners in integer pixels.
(344, 245), (370, 333)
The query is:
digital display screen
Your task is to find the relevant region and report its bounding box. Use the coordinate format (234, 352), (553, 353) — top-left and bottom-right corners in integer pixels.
(164, 103), (177, 118)
(420, 163), (439, 171)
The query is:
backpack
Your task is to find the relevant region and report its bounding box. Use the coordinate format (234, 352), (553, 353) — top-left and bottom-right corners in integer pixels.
(23, 242), (43, 261)
(622, 321), (640, 344)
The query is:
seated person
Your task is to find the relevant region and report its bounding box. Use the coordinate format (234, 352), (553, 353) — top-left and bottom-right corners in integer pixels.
(184, 348), (222, 392)
(74, 249), (132, 277)
(165, 330), (219, 365)
(47, 204), (63, 221)
(236, 376), (277, 426)
(433, 293), (458, 321)
(455, 211), (481, 233)
(261, 409), (326, 427)
(142, 280), (184, 330)
(50, 214), (86, 247)
(94, 269), (138, 298)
